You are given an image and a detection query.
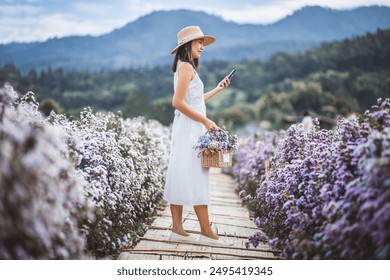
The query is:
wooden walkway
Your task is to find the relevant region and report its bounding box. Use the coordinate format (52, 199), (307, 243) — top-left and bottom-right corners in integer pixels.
(118, 169), (279, 260)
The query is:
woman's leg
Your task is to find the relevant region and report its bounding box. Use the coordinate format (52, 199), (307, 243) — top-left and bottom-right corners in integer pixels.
(170, 204), (189, 236)
(194, 205), (219, 239)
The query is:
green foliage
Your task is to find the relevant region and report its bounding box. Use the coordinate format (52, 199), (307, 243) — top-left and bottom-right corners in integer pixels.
(217, 103), (256, 129)
(1, 29), (389, 130)
(38, 98), (63, 116)
(256, 93), (295, 129)
(149, 97), (175, 126)
(122, 91), (150, 119)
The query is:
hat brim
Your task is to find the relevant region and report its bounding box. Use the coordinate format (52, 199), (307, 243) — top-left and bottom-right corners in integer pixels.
(170, 35), (216, 55)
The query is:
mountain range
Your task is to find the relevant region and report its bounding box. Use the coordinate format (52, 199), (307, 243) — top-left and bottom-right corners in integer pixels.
(1, 5), (390, 73)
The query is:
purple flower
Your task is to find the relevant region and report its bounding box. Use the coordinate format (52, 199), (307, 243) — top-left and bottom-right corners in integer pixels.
(233, 98), (390, 259)
(193, 127), (238, 152)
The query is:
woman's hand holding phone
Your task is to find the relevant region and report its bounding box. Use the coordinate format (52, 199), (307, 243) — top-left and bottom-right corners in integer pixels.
(219, 69), (236, 88)
(205, 69), (236, 101)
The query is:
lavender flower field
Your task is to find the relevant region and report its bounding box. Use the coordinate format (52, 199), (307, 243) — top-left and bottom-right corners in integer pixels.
(0, 85), (170, 259)
(233, 98), (390, 259)
(2, 81), (389, 260)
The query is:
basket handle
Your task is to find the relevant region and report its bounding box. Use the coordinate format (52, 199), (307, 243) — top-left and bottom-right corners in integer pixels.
(205, 128), (229, 137)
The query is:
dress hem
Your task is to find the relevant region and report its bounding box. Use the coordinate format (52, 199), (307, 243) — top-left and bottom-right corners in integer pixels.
(163, 199), (210, 207)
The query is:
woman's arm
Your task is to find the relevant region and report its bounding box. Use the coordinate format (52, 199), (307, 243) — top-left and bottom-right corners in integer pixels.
(204, 77), (230, 102)
(172, 63), (219, 130)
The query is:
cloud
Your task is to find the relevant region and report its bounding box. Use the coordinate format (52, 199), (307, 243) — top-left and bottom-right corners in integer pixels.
(0, 0), (389, 43)
(0, 4), (43, 16)
(0, 1), (128, 43)
(215, 0), (390, 24)
(215, 4), (294, 24)
(292, 0), (390, 9)
(0, 14), (87, 43)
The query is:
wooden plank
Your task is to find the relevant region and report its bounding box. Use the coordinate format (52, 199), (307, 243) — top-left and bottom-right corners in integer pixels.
(137, 237), (280, 254)
(184, 211), (251, 221)
(159, 213), (258, 229)
(147, 225), (255, 240)
(123, 248), (277, 260)
(139, 229), (273, 252)
(118, 170), (277, 260)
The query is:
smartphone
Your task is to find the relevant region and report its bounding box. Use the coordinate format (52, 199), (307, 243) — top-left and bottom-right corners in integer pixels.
(220, 69), (236, 87)
(227, 69), (236, 79)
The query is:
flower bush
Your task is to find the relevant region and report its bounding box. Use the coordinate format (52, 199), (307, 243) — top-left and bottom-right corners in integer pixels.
(49, 108), (170, 257)
(233, 98), (390, 259)
(317, 99), (390, 259)
(232, 130), (285, 199)
(0, 85), (94, 259)
(0, 85), (170, 259)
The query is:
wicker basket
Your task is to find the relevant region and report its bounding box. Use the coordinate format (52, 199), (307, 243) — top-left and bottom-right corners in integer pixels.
(201, 149), (233, 168)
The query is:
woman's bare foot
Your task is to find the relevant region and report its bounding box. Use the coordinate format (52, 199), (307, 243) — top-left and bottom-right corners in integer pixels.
(200, 231), (219, 240)
(172, 228), (190, 237)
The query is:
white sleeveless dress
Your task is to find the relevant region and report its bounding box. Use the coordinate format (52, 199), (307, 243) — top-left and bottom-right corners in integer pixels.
(163, 63), (210, 206)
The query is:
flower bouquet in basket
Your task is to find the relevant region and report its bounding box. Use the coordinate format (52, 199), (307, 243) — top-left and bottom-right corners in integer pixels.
(194, 128), (238, 168)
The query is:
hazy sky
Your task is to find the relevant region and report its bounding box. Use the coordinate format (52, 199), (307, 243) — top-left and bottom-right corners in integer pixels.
(1, 0), (389, 44)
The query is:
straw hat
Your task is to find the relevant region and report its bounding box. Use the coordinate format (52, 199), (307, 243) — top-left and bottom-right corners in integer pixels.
(170, 26), (216, 55)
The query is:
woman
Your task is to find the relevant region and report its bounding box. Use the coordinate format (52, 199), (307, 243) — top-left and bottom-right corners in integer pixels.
(163, 26), (233, 246)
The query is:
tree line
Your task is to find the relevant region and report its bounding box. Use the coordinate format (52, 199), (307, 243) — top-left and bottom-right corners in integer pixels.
(1, 29), (389, 130)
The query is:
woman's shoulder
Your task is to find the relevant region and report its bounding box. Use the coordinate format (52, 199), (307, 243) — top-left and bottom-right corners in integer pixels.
(177, 61), (196, 78)
(177, 61), (194, 72)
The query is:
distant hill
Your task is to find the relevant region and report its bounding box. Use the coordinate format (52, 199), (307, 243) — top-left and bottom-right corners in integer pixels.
(1, 5), (390, 73)
(1, 29), (389, 128)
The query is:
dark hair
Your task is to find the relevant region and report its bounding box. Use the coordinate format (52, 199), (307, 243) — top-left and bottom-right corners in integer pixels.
(171, 41), (199, 72)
